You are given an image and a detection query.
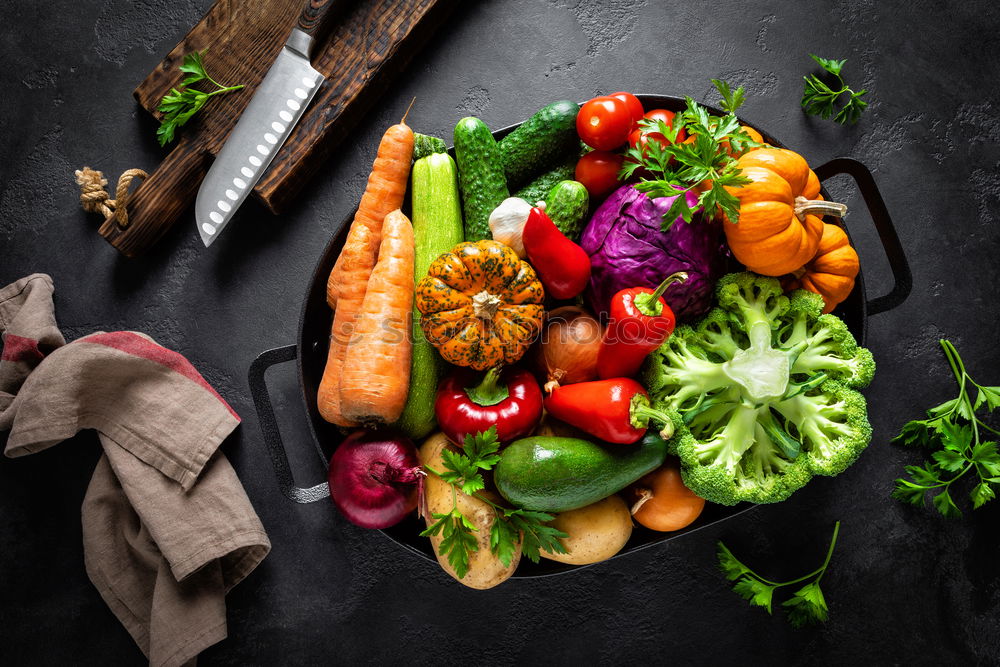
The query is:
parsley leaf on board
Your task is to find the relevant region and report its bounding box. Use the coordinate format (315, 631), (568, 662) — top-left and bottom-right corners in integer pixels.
(717, 521), (841, 627)
(622, 79), (758, 227)
(891, 339), (1000, 517)
(423, 428), (568, 576)
(156, 50), (244, 146)
(801, 53), (868, 125)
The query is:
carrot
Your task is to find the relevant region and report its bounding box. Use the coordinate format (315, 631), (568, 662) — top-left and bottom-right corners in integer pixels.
(339, 210), (415, 426)
(316, 221), (373, 426)
(318, 109), (415, 425)
(327, 115), (415, 309)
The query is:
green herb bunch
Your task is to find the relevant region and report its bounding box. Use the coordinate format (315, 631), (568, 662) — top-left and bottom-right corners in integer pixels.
(718, 521), (841, 628)
(421, 427), (568, 578)
(156, 51), (244, 146)
(619, 79), (761, 228)
(892, 339), (1000, 517)
(801, 54), (868, 125)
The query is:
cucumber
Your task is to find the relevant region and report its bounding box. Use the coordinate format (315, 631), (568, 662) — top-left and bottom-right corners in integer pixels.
(413, 133), (447, 160)
(498, 100), (580, 189)
(494, 433), (669, 512)
(513, 155), (577, 206)
(544, 180), (589, 241)
(453, 117), (509, 241)
(396, 153), (464, 439)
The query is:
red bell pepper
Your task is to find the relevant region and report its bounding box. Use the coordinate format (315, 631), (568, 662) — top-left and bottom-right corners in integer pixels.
(435, 366), (543, 444)
(597, 272), (687, 379)
(521, 206), (591, 300)
(544, 378), (674, 445)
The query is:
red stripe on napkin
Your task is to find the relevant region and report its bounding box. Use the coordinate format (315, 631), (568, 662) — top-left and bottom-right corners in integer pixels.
(1, 334), (44, 363)
(83, 332), (240, 420)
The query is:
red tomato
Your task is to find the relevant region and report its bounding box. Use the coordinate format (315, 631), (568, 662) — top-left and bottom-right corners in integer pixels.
(628, 109), (687, 165)
(577, 96), (633, 150)
(628, 126), (668, 154)
(609, 92), (644, 128)
(643, 108), (680, 129)
(575, 151), (624, 198)
(631, 108), (685, 152)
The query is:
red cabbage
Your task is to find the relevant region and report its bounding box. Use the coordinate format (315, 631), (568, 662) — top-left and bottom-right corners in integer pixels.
(580, 185), (729, 322)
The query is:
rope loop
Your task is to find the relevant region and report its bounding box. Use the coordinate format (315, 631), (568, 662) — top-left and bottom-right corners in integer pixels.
(75, 166), (148, 228)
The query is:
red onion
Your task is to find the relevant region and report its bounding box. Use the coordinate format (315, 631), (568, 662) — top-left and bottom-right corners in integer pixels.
(328, 430), (423, 529)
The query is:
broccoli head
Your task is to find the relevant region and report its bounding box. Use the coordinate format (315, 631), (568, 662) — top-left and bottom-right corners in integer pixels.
(643, 272), (874, 505)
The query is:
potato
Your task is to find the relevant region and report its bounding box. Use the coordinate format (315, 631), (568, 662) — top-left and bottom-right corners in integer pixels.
(533, 413), (591, 439)
(540, 494), (632, 565)
(419, 433), (521, 589)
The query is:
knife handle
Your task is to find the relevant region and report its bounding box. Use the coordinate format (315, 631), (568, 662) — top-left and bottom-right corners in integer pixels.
(297, 0), (337, 37)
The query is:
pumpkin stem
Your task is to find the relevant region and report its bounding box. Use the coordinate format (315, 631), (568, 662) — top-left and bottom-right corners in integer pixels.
(630, 488), (654, 515)
(794, 196), (847, 221)
(791, 267), (808, 279)
(472, 290), (502, 321)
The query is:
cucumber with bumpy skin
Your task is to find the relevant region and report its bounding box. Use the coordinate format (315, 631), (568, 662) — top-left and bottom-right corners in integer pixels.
(544, 180), (589, 241)
(396, 153), (464, 439)
(514, 157), (577, 206)
(454, 117), (509, 241)
(498, 100), (580, 189)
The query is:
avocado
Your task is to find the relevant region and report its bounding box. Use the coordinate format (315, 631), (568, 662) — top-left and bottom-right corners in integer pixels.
(494, 432), (669, 512)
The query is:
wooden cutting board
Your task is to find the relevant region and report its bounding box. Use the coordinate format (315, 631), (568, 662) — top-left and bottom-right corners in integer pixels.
(100, 0), (458, 257)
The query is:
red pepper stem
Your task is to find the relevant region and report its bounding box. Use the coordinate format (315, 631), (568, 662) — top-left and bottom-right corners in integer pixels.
(629, 393), (676, 440)
(464, 367), (510, 407)
(634, 272), (689, 317)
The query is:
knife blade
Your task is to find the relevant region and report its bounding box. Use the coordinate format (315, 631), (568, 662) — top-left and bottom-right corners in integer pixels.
(196, 1), (336, 247)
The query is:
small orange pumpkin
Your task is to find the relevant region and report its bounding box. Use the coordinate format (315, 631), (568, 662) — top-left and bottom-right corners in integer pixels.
(787, 223), (860, 313)
(416, 240), (544, 370)
(724, 147), (847, 276)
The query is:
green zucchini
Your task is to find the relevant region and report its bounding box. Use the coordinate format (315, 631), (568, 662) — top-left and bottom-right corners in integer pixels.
(544, 180), (589, 241)
(453, 117), (509, 241)
(412, 133), (447, 161)
(498, 100), (580, 189)
(396, 153), (464, 439)
(494, 433), (669, 512)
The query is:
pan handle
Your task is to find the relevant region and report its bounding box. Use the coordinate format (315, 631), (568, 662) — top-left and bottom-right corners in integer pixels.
(248, 345), (330, 504)
(815, 157), (912, 315)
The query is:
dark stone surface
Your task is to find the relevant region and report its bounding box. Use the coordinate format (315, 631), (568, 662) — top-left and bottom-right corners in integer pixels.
(2, 0), (1000, 664)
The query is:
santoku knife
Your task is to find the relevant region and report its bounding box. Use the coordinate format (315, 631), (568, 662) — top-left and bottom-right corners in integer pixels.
(196, 0), (337, 247)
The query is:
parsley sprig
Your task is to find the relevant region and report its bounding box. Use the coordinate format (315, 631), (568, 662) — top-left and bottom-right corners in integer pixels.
(801, 54), (868, 125)
(718, 521), (841, 628)
(620, 79), (758, 228)
(156, 51), (244, 146)
(892, 339), (1000, 517)
(421, 427), (567, 578)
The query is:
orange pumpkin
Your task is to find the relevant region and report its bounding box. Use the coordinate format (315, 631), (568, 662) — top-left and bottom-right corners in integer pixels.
(415, 240), (544, 370)
(724, 147), (847, 276)
(787, 223), (860, 313)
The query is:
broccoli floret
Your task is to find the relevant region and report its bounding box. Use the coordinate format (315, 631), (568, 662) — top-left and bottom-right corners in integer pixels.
(788, 314), (875, 388)
(774, 380), (872, 476)
(645, 272), (875, 505)
(715, 271), (790, 331)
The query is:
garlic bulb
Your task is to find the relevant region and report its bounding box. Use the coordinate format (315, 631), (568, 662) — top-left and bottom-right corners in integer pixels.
(488, 197), (533, 258)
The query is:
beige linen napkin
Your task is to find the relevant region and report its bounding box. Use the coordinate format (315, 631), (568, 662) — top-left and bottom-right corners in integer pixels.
(0, 274), (270, 667)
